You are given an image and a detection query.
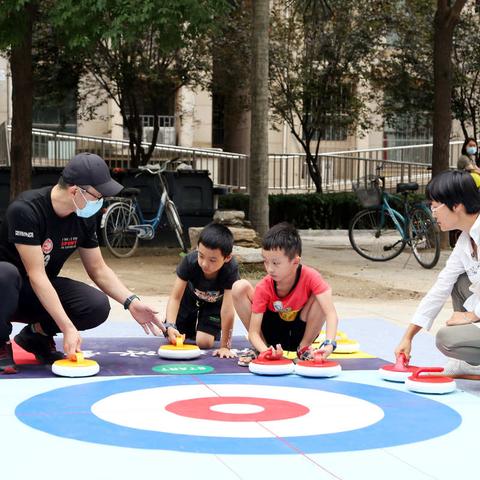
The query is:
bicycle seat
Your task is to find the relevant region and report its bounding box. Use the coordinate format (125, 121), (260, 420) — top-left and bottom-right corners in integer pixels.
(119, 188), (141, 197)
(396, 182), (419, 193)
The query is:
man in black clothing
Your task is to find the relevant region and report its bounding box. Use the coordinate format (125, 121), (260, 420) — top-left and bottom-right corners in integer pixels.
(0, 153), (164, 373)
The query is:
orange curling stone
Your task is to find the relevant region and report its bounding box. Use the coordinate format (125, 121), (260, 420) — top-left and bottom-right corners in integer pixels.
(295, 351), (342, 378)
(158, 334), (201, 360)
(249, 350), (294, 376)
(52, 352), (100, 378)
(405, 367), (456, 395)
(378, 353), (419, 383)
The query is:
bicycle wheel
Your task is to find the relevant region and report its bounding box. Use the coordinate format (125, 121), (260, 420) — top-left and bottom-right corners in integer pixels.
(349, 207), (406, 261)
(101, 202), (140, 258)
(166, 200), (187, 252)
(408, 207), (440, 269)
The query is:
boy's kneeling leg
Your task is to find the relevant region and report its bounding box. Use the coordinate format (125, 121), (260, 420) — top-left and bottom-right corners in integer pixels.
(232, 279), (255, 328)
(195, 313), (221, 349)
(196, 331), (215, 349)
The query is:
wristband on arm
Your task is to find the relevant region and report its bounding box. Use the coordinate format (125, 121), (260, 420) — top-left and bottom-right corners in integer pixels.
(321, 339), (337, 351)
(163, 322), (177, 338)
(123, 294), (140, 310)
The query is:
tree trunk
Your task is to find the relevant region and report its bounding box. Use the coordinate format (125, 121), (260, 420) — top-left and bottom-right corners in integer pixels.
(9, 4), (35, 200)
(306, 152), (322, 193)
(249, 0), (269, 236)
(431, 0), (466, 177)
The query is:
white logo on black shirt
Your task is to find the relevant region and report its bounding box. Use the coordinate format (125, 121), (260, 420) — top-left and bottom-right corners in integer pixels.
(15, 230), (34, 238)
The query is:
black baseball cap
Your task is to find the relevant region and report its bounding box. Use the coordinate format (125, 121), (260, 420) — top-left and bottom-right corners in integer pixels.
(62, 153), (123, 197)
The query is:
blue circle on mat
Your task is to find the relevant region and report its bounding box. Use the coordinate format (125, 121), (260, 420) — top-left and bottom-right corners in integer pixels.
(15, 375), (461, 454)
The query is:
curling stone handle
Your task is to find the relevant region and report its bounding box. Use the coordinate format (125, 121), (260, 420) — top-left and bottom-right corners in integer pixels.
(175, 334), (185, 348)
(313, 350), (325, 364)
(258, 349), (283, 361)
(411, 367), (444, 379)
(74, 352), (84, 363)
(394, 352), (409, 369)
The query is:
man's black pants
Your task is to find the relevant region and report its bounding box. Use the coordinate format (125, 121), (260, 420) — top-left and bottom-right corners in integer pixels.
(0, 261), (110, 342)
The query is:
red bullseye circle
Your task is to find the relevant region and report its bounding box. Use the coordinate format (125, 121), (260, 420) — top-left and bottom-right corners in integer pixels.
(165, 396), (309, 422)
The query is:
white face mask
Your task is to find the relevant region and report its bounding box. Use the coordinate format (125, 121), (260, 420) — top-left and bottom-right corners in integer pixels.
(73, 189), (103, 218)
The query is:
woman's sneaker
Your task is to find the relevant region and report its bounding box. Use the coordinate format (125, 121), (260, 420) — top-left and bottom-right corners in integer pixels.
(441, 358), (480, 380)
(14, 326), (64, 364)
(0, 341), (18, 374)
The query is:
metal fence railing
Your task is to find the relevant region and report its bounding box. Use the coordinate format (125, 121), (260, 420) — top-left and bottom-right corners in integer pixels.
(267, 141), (464, 194)
(0, 123), (466, 194)
(0, 123), (248, 190)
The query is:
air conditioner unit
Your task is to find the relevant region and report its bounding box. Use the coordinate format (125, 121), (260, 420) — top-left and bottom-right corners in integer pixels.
(143, 127), (176, 145)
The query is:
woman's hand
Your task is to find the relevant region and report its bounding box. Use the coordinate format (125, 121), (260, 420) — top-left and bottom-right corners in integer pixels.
(447, 311), (478, 326)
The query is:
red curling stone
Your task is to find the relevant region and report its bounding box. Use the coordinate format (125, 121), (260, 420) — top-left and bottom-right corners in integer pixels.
(378, 352), (419, 382)
(249, 350), (294, 376)
(405, 367), (456, 395)
(295, 351), (341, 377)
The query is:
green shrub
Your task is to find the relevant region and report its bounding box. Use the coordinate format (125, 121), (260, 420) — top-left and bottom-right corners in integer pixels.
(218, 192), (427, 229)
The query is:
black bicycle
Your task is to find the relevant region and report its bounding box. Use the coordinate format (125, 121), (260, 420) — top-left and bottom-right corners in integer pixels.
(348, 167), (440, 269)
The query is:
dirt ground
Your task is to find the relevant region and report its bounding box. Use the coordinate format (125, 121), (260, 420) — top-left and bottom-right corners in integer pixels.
(60, 233), (446, 301)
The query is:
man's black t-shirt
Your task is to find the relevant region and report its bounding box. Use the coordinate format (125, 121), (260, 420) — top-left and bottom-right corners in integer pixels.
(0, 186), (98, 278)
(176, 250), (239, 304)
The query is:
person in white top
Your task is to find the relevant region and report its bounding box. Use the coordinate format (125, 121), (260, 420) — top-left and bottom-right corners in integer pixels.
(395, 170), (480, 379)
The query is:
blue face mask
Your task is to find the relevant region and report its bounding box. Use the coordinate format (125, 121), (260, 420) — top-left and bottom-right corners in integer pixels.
(467, 146), (477, 155)
(74, 189), (103, 218)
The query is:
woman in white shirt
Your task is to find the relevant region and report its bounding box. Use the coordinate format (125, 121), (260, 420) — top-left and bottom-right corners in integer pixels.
(395, 170), (480, 379)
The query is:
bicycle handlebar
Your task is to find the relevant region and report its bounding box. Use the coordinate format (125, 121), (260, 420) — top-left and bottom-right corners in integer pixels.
(138, 165), (163, 175)
(137, 157), (181, 175)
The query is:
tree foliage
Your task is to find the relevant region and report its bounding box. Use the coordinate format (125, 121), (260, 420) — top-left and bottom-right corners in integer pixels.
(373, 0), (472, 174)
(371, 1), (435, 132)
(452, 14), (480, 140)
(269, 0), (390, 192)
(51, 0), (231, 167)
(0, 0), (34, 47)
(210, 0), (251, 111)
(0, 0), (39, 198)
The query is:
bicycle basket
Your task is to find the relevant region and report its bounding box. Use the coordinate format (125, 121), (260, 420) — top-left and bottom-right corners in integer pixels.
(352, 176), (382, 208)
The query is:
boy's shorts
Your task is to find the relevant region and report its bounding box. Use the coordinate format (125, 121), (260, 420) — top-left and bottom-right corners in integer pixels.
(176, 289), (222, 341)
(261, 309), (306, 351)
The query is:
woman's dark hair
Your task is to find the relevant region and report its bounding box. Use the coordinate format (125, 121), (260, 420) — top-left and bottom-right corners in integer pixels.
(461, 137), (478, 156)
(426, 170), (480, 214)
(262, 222), (301, 259)
(198, 222), (234, 257)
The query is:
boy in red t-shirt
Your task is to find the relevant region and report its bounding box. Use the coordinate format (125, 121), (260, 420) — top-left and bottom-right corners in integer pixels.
(232, 222), (339, 365)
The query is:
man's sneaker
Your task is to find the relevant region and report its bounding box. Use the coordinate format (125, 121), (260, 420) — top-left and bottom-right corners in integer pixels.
(0, 341), (18, 374)
(441, 358), (480, 380)
(14, 326), (64, 364)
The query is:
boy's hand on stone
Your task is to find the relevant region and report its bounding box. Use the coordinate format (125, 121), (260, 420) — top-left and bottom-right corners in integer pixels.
(167, 327), (181, 345)
(317, 344), (333, 359)
(265, 344), (284, 360)
(213, 347), (237, 359)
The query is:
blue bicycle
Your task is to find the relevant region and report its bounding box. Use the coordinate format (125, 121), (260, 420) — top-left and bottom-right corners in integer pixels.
(101, 161), (186, 257)
(348, 167), (440, 269)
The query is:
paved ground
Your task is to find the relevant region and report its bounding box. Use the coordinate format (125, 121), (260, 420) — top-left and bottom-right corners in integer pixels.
(58, 229), (452, 340)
